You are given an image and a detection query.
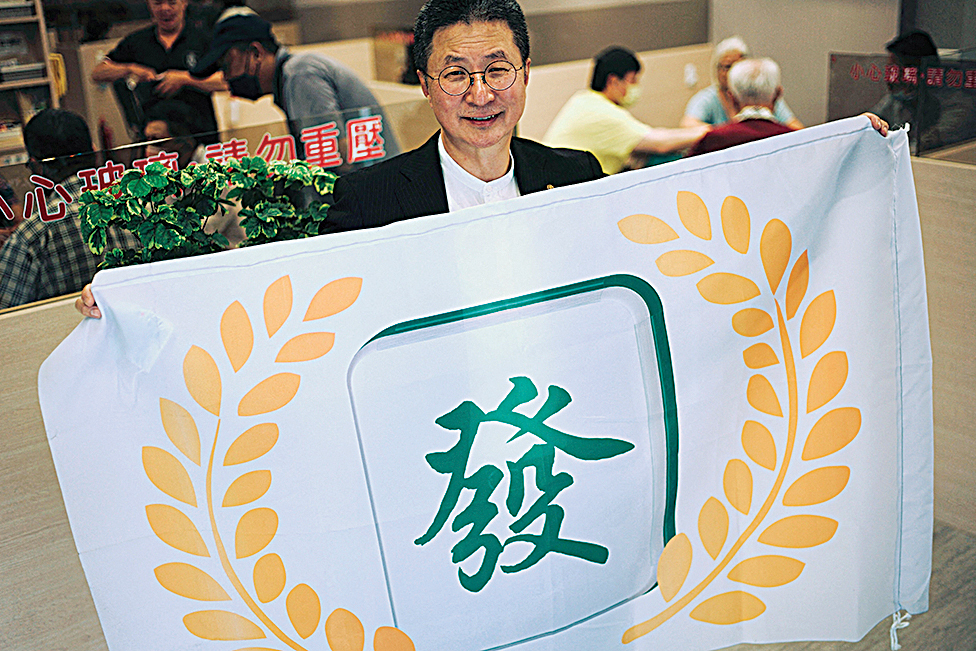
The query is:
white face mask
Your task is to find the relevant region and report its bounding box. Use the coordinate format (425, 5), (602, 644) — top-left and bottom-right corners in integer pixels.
(619, 84), (641, 108)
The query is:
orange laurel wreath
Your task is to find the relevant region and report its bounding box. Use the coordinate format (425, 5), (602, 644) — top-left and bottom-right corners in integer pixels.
(619, 192), (860, 642)
(143, 275), (415, 650)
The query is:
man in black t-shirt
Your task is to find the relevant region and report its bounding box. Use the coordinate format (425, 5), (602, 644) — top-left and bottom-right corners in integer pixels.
(91, 0), (225, 144)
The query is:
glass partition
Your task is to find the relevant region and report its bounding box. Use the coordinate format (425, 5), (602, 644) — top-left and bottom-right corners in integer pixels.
(828, 51), (976, 162)
(0, 95), (436, 231)
(0, 95), (439, 312)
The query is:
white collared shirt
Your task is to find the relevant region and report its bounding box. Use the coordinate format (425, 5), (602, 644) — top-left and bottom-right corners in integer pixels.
(734, 106), (778, 122)
(438, 134), (520, 212)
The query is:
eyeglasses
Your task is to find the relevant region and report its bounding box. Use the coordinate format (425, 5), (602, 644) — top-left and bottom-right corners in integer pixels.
(423, 61), (524, 96)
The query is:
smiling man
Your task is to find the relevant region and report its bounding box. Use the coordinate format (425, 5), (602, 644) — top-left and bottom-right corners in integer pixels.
(91, 0), (224, 143)
(75, 0), (604, 318)
(323, 0), (605, 232)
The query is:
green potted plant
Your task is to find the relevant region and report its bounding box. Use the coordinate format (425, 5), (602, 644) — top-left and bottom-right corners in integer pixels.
(80, 156), (337, 268)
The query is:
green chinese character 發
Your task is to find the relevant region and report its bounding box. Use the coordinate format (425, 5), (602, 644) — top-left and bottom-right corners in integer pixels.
(415, 377), (634, 592)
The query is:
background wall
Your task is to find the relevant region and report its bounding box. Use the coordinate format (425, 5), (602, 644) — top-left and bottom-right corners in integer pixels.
(710, 0), (899, 126)
(293, 0), (708, 65)
(911, 0), (976, 51)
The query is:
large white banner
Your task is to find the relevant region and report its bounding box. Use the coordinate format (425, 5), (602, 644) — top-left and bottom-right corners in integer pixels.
(39, 118), (932, 651)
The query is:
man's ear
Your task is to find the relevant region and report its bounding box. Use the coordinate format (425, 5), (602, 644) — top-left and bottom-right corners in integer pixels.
(523, 58), (530, 85)
(417, 70), (430, 98)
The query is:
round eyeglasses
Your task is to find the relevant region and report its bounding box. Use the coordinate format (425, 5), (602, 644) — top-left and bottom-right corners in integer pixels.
(424, 61), (524, 96)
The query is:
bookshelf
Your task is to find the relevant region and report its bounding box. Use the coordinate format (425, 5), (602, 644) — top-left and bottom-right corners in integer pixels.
(0, 0), (59, 163)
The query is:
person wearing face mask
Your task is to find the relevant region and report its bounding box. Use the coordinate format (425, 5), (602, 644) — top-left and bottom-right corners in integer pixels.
(543, 46), (709, 174)
(189, 14), (400, 162)
(869, 30), (976, 155)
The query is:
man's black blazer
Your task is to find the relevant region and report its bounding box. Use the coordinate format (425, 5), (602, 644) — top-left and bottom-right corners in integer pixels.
(324, 132), (605, 233)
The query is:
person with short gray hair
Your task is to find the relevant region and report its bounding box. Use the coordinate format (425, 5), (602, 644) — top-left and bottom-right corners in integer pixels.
(681, 36), (802, 130)
(727, 58), (781, 109)
(686, 57), (797, 156)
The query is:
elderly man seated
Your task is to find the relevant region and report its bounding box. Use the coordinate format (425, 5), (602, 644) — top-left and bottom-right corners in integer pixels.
(687, 59), (888, 157)
(681, 36), (802, 130)
(686, 58), (795, 156)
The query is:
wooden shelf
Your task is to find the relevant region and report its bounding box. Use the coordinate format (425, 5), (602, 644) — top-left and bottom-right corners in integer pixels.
(0, 14), (36, 25)
(0, 0), (58, 126)
(0, 77), (49, 91)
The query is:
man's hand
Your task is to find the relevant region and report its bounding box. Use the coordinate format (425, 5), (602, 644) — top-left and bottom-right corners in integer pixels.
(127, 63), (159, 83)
(75, 284), (101, 319)
(154, 70), (191, 97)
(861, 112), (889, 136)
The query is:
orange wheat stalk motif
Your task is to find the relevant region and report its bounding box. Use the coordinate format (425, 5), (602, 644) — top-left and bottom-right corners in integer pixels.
(144, 275), (415, 650)
(619, 192), (860, 643)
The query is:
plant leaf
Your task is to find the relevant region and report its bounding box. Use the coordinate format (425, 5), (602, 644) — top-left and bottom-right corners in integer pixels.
(728, 555), (804, 587)
(741, 421), (776, 470)
(253, 553), (286, 603)
(305, 277), (363, 321)
(758, 515), (838, 548)
(223, 470), (272, 507)
(800, 290), (836, 358)
(224, 423), (279, 465)
(783, 466), (851, 506)
(617, 213), (679, 244)
(806, 351), (848, 413)
(154, 562), (231, 601)
(276, 332), (335, 363)
(698, 497), (729, 560)
(146, 504), (209, 556)
(143, 446), (196, 506)
(656, 533), (692, 602)
(222, 301), (253, 373)
(183, 610), (266, 640)
(760, 219), (792, 294)
(732, 308), (773, 337)
(184, 345), (221, 416)
(235, 508), (278, 559)
(238, 374), (301, 417)
(374, 626), (416, 651)
(802, 407), (861, 460)
(724, 459), (753, 515)
(721, 196), (750, 254)
(697, 273), (761, 305)
(747, 375), (782, 417)
(264, 276), (292, 337)
(785, 251), (809, 320)
(676, 191), (711, 240)
(690, 591), (766, 625)
(160, 398), (201, 465)
(743, 343), (779, 369)
(325, 608), (365, 651)
(286, 583), (321, 639)
(655, 250), (714, 277)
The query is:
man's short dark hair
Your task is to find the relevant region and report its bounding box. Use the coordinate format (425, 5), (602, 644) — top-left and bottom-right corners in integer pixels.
(23, 109), (96, 181)
(591, 46), (641, 92)
(413, 0), (529, 74)
(143, 100), (204, 141)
